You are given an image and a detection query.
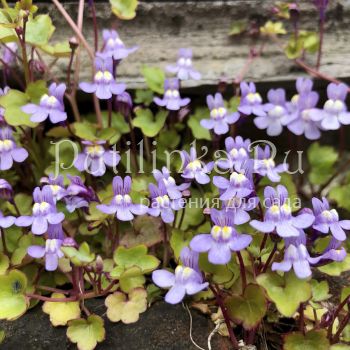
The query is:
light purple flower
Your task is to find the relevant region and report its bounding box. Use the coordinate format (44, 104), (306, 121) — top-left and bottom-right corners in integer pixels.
(166, 48), (201, 81)
(286, 80), (321, 140)
(238, 81), (265, 117)
(97, 176), (148, 221)
(152, 247), (208, 304)
(320, 237), (347, 262)
(153, 78), (190, 111)
(200, 93), (239, 135)
(27, 238), (64, 271)
(0, 210), (15, 228)
(115, 91), (133, 117)
(40, 174), (67, 202)
(152, 166), (190, 199)
(250, 185), (315, 237)
(64, 175), (98, 213)
(253, 145), (288, 182)
(190, 209), (252, 265)
(0, 179), (13, 200)
(222, 195), (259, 225)
(254, 88), (290, 136)
(217, 136), (251, 172)
(0, 126), (28, 170)
(22, 83), (67, 124)
(2, 43), (17, 66)
(272, 230), (322, 279)
(74, 140), (120, 177)
(311, 197), (350, 241)
(309, 83), (350, 130)
(148, 181), (183, 223)
(181, 147), (214, 185)
(213, 161), (254, 201)
(102, 29), (138, 60)
(79, 56), (126, 100)
(16, 186), (65, 235)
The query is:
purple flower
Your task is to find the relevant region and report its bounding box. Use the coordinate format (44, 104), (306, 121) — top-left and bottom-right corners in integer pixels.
(190, 209), (252, 265)
(79, 56), (126, 100)
(27, 238), (64, 271)
(166, 48), (201, 81)
(250, 185), (314, 237)
(200, 93), (239, 135)
(0, 126), (28, 170)
(64, 175), (97, 213)
(213, 161), (254, 201)
(2, 43), (17, 66)
(0, 210), (15, 228)
(238, 81), (265, 117)
(97, 176), (148, 221)
(0, 179), (13, 200)
(181, 147), (214, 185)
(253, 145), (288, 182)
(271, 230), (322, 279)
(320, 237), (347, 262)
(153, 78), (190, 111)
(309, 83), (350, 130)
(311, 197), (350, 241)
(16, 186), (65, 235)
(286, 80), (321, 140)
(115, 91), (133, 117)
(152, 166), (190, 199)
(254, 88), (290, 136)
(148, 181), (183, 223)
(314, 0), (328, 20)
(216, 136), (251, 172)
(222, 195), (259, 225)
(40, 174), (67, 202)
(74, 140), (120, 177)
(152, 247), (208, 304)
(102, 29), (138, 60)
(47, 223), (65, 240)
(22, 83), (67, 124)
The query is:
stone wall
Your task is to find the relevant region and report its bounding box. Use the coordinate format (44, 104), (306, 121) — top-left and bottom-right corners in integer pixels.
(37, 1), (350, 88)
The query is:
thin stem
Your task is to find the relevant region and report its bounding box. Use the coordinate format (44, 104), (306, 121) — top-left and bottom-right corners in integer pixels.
(126, 114), (139, 173)
(162, 222), (169, 268)
(209, 284), (239, 350)
(236, 252), (247, 293)
(107, 98), (113, 127)
(261, 242), (277, 274)
(177, 205), (186, 230)
(0, 228), (8, 255)
(89, 0), (99, 52)
(16, 16), (30, 86)
(328, 292), (350, 338)
(299, 303), (305, 335)
(316, 17), (325, 70)
(332, 310), (350, 344)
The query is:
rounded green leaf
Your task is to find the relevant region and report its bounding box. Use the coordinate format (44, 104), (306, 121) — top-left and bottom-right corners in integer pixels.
(67, 315), (105, 350)
(42, 293), (81, 326)
(318, 255), (350, 276)
(225, 284), (267, 329)
(0, 253), (10, 275)
(0, 269), (28, 320)
(140, 66), (165, 94)
(110, 0), (138, 20)
(283, 330), (329, 350)
(257, 271), (311, 317)
(133, 108), (167, 137)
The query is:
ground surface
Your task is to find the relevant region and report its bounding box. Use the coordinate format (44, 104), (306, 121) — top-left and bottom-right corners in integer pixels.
(0, 300), (231, 350)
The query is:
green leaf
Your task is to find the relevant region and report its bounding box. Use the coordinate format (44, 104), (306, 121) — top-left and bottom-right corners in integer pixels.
(0, 329), (4, 344)
(111, 266), (146, 293)
(0, 270), (28, 320)
(257, 271), (311, 317)
(11, 234), (44, 265)
(134, 89), (154, 105)
(0, 253), (10, 275)
(0, 9), (18, 42)
(120, 215), (163, 248)
(307, 143), (337, 185)
(331, 345), (350, 350)
(110, 0), (138, 20)
(0, 89), (37, 127)
(42, 293), (81, 326)
(318, 255), (350, 276)
(39, 41), (71, 57)
(61, 242), (95, 267)
(187, 107), (211, 141)
(26, 80), (48, 104)
(73, 121), (97, 141)
(157, 129), (180, 149)
(133, 108), (167, 137)
(283, 330), (329, 350)
(7, 192), (33, 215)
(225, 284), (267, 329)
(311, 280), (331, 302)
(140, 66), (165, 94)
(26, 14), (55, 46)
(67, 315), (105, 350)
(113, 244), (160, 273)
(329, 184), (350, 212)
(341, 286), (350, 311)
(229, 20), (247, 36)
(170, 229), (193, 259)
(105, 288), (147, 323)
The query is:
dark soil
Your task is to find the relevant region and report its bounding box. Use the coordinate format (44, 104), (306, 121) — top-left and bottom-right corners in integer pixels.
(0, 300), (230, 350)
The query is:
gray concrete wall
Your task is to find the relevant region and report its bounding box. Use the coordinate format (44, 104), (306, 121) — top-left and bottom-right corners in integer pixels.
(43, 0), (350, 88)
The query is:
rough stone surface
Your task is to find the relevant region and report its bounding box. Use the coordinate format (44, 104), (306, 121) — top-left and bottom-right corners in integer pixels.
(40, 0), (350, 89)
(0, 300), (231, 350)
